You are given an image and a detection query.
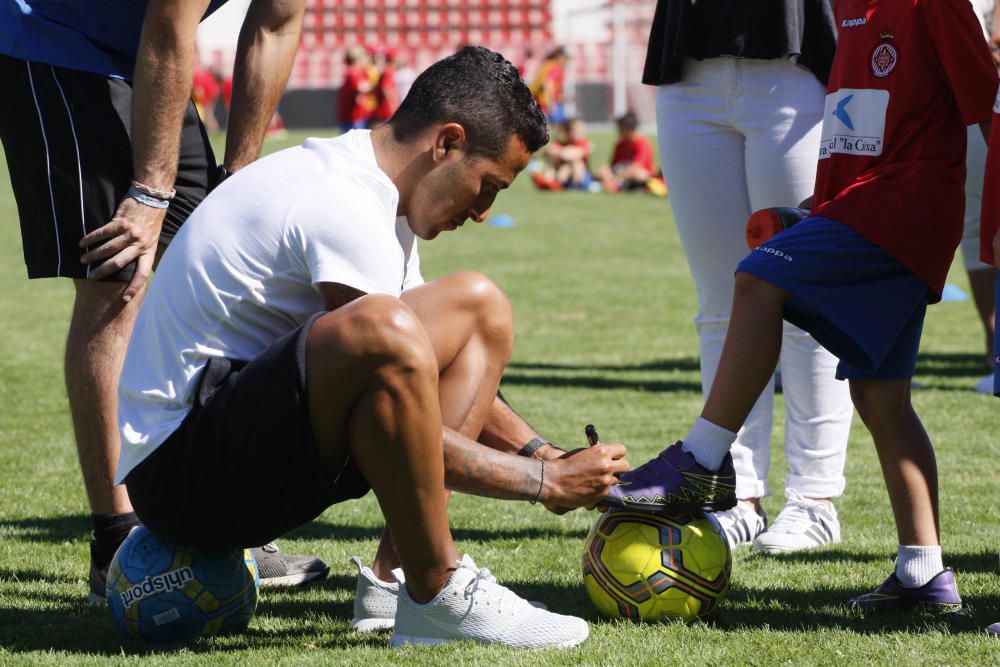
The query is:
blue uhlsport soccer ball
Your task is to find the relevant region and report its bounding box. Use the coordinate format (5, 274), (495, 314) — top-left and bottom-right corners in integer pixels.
(106, 527), (259, 642)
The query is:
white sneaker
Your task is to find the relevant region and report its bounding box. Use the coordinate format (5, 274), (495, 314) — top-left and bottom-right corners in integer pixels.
(710, 500), (767, 550)
(974, 373), (995, 394)
(350, 556), (404, 632)
(390, 555), (589, 649)
(753, 489), (841, 554)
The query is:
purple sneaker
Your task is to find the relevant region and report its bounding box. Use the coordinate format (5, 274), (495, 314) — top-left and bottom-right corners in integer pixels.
(988, 622), (1000, 637)
(845, 569), (962, 614)
(603, 441), (737, 515)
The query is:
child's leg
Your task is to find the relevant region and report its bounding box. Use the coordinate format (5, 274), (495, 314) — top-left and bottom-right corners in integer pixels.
(678, 271), (788, 472)
(849, 378), (939, 546)
(701, 271), (789, 433)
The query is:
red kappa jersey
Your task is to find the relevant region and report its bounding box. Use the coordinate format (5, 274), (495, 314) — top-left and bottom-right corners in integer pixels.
(982, 108), (1000, 266)
(812, 0), (998, 296)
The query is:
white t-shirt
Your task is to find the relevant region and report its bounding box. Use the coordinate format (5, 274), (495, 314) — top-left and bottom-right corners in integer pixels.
(115, 130), (422, 483)
(970, 0), (996, 37)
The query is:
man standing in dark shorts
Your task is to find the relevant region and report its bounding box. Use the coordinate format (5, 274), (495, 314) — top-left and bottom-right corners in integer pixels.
(0, 0), (325, 600)
(117, 47), (629, 647)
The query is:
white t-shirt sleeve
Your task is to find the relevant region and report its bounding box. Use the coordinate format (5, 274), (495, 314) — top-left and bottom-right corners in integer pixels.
(284, 173), (405, 296)
(397, 217), (424, 291)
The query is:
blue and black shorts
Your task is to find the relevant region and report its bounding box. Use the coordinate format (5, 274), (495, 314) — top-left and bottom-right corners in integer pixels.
(0, 54), (215, 281)
(737, 216), (930, 380)
(125, 313), (371, 550)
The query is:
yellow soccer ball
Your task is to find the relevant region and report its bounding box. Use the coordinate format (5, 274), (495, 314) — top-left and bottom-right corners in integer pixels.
(582, 511), (731, 621)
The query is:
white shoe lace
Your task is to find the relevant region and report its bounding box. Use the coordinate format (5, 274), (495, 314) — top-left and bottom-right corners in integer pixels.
(458, 556), (519, 614)
(769, 489), (832, 534)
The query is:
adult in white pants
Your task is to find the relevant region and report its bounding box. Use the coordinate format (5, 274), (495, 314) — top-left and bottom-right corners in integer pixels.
(655, 56), (854, 552)
(965, 0), (998, 393)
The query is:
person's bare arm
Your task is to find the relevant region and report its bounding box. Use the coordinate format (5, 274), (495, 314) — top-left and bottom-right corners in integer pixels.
(442, 426), (628, 511)
(80, 0), (211, 297)
(471, 391), (629, 512)
(319, 285), (629, 510)
(477, 392), (565, 459)
(223, 0), (306, 171)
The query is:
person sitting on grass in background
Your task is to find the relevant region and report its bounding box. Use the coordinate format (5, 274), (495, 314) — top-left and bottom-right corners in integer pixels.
(116, 46), (628, 649)
(595, 111), (666, 195)
(531, 117), (593, 190)
(603, 0), (998, 614)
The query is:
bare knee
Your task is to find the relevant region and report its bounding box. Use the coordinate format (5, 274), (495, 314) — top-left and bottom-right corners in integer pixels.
(849, 378), (912, 431)
(309, 295), (438, 385)
(445, 270), (513, 356)
(70, 278), (142, 335)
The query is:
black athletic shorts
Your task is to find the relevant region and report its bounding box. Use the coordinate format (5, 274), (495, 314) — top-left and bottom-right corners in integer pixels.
(0, 54), (216, 281)
(125, 314), (371, 549)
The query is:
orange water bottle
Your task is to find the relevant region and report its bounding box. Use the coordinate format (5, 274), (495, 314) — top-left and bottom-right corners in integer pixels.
(745, 207), (810, 249)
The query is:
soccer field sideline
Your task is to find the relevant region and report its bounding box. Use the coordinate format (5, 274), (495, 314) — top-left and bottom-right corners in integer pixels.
(0, 130), (998, 664)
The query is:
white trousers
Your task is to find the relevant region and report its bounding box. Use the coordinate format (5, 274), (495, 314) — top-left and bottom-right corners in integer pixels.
(963, 124), (991, 271)
(656, 58), (854, 499)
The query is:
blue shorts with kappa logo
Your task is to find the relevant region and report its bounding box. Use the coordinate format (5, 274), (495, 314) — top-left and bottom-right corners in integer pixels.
(736, 216), (930, 380)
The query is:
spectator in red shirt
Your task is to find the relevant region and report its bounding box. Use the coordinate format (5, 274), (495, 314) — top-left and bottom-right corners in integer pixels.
(532, 118), (593, 190)
(192, 67), (220, 132)
(337, 46), (374, 132)
(371, 48), (400, 126)
(596, 111), (661, 193)
(529, 46), (568, 123)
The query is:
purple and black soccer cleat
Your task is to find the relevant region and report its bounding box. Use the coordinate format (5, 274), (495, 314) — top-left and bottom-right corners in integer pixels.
(603, 441), (737, 516)
(845, 569), (963, 614)
(987, 621), (999, 637)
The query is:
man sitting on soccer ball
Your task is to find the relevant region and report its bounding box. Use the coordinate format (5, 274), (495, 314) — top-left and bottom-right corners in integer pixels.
(116, 46), (628, 648)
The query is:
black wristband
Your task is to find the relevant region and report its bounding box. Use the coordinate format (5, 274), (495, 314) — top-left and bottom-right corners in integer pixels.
(518, 436), (550, 458)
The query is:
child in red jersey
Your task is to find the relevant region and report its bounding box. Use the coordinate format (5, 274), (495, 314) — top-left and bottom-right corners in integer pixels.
(606, 0), (998, 614)
(533, 118), (593, 190)
(596, 111), (657, 193)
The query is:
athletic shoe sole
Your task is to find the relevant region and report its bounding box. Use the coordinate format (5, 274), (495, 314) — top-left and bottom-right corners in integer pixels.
(388, 631), (588, 649)
(352, 617), (395, 632)
(258, 567), (329, 587)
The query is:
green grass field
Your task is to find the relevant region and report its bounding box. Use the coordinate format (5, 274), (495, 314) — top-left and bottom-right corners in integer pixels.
(0, 130), (998, 665)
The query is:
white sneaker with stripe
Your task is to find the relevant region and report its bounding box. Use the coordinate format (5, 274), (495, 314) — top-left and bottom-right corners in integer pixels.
(753, 489), (840, 554)
(710, 500), (767, 550)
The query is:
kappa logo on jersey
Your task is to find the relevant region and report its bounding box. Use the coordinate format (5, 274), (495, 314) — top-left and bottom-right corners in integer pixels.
(871, 32), (898, 78)
(819, 89), (889, 160)
(841, 17), (867, 28)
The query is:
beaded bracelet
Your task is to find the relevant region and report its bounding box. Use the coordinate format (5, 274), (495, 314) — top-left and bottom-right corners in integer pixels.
(130, 179), (176, 200)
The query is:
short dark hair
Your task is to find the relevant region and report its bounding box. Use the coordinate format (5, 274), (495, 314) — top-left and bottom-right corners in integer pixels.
(617, 111), (639, 132)
(389, 46), (548, 159)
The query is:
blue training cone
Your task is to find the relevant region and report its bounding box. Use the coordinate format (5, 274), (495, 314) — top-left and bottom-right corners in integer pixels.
(940, 284), (968, 302)
(489, 214), (515, 228)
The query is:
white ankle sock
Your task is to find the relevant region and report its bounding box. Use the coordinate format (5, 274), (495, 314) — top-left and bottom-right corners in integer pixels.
(681, 417), (737, 470)
(895, 544), (943, 588)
